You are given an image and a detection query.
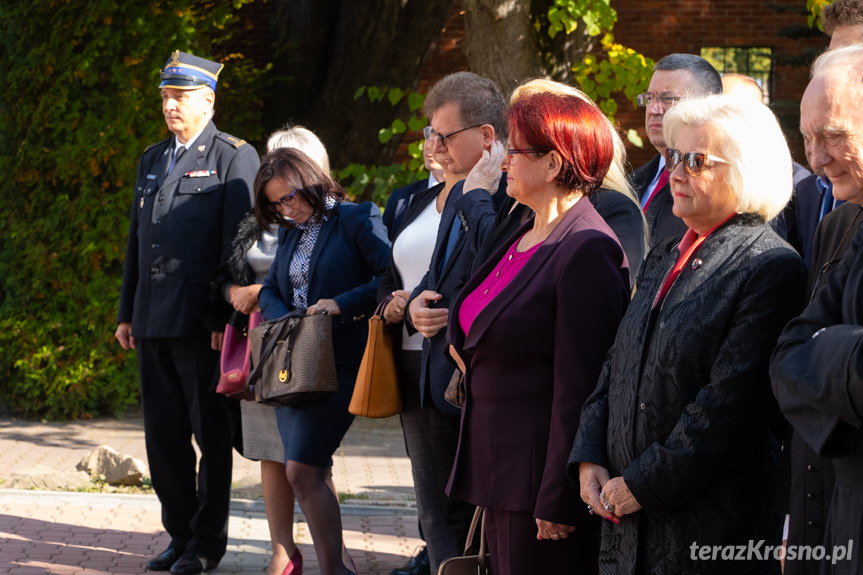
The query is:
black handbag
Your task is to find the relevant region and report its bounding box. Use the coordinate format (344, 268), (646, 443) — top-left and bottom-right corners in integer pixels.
(246, 310), (338, 406)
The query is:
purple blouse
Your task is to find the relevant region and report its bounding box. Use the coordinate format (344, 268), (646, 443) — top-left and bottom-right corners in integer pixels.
(458, 234), (541, 335)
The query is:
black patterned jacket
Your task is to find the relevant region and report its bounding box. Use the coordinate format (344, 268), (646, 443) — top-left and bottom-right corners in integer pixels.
(569, 214), (806, 575)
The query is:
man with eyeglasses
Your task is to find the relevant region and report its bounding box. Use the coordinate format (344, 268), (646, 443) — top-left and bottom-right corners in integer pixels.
(630, 53), (722, 250)
(389, 71), (507, 575)
(771, 45), (863, 575)
(114, 51), (259, 574)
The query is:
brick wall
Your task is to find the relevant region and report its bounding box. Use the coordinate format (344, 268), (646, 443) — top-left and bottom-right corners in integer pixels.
(405, 0), (828, 171)
(610, 0), (828, 168)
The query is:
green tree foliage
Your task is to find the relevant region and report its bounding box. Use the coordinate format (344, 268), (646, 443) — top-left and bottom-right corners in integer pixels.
(548, 0), (653, 146)
(339, 87), (428, 204)
(806, 0), (832, 30)
(0, 0), (264, 419)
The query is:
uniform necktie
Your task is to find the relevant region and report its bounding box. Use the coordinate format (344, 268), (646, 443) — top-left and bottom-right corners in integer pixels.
(166, 146), (185, 176)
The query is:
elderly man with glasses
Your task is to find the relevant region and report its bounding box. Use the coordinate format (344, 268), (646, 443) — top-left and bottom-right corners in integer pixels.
(772, 44), (863, 575)
(630, 53), (722, 250)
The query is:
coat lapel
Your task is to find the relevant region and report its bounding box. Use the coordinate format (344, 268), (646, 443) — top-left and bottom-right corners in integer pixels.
(154, 142), (173, 190)
(461, 199), (592, 351)
(660, 217), (763, 312)
(277, 227), (302, 307)
(306, 209), (338, 302)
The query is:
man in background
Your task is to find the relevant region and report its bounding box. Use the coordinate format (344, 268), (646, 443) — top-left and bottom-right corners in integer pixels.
(630, 53), (723, 249)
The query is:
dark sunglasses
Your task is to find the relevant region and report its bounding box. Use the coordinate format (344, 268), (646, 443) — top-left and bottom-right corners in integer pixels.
(268, 189), (299, 212)
(666, 148), (728, 177)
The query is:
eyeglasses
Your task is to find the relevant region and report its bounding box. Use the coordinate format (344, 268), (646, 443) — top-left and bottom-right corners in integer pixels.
(423, 124), (482, 149)
(268, 189), (299, 211)
(506, 148), (550, 162)
(637, 92), (682, 108)
(666, 148), (729, 177)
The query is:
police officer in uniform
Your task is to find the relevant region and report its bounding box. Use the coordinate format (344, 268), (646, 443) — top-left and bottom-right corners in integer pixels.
(114, 51), (259, 574)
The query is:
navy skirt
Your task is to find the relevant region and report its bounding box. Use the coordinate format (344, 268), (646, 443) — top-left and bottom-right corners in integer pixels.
(274, 366), (356, 468)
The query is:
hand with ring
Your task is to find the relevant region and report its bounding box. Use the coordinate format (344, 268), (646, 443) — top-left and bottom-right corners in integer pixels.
(600, 476), (643, 518)
(382, 289), (411, 324)
(578, 461), (615, 521)
(535, 518), (575, 541)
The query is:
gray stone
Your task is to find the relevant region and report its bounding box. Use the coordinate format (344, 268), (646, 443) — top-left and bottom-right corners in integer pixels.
(76, 445), (148, 486)
(4, 465), (92, 490)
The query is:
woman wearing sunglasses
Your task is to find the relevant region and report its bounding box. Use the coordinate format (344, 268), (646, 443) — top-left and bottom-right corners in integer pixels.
(569, 94), (807, 574)
(255, 147), (391, 575)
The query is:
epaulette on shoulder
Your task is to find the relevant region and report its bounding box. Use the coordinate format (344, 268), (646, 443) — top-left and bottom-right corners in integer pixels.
(143, 136), (172, 155)
(216, 132), (248, 149)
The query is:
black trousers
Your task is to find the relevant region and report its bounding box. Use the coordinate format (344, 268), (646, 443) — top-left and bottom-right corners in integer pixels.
(137, 337), (234, 560)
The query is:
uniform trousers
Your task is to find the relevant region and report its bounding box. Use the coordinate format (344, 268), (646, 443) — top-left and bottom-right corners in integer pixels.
(397, 350), (474, 572)
(137, 337), (234, 560)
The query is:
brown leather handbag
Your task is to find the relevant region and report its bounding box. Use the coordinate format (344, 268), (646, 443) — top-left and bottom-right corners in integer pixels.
(438, 506), (491, 574)
(349, 296), (401, 417)
(247, 311), (337, 406)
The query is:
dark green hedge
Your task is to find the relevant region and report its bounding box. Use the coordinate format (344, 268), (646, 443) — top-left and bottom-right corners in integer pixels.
(0, 0), (265, 419)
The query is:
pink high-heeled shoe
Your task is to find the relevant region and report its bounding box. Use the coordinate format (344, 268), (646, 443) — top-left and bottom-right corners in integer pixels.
(281, 548), (303, 575)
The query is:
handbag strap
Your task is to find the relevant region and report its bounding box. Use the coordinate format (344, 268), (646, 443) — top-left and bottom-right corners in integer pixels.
(374, 294), (394, 318)
(463, 506), (488, 568)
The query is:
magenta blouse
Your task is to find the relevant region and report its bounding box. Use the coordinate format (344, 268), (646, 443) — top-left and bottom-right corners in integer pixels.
(458, 234), (541, 335)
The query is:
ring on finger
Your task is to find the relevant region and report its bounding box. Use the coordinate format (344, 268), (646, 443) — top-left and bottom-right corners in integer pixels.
(603, 501), (613, 512)
(586, 502), (594, 514)
(551, 533), (560, 540)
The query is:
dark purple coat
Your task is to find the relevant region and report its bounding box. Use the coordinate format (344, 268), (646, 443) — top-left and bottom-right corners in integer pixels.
(446, 198), (629, 531)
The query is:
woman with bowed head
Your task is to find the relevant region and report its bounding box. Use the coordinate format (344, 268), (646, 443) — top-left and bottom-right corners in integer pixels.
(256, 147), (391, 575)
(446, 90), (630, 574)
(569, 94), (806, 574)
(224, 126), (333, 575)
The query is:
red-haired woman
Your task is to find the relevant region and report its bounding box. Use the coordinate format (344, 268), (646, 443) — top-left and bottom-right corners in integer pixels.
(445, 90), (630, 574)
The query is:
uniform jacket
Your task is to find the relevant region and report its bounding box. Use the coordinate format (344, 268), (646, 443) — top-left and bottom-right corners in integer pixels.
(771, 222), (863, 575)
(407, 181), (508, 413)
(258, 201), (391, 370)
(570, 215), (806, 575)
(446, 198), (629, 535)
(630, 154), (687, 251)
(118, 121), (259, 338)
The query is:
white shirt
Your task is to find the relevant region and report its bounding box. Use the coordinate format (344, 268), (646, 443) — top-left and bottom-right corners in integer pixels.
(393, 198), (442, 350)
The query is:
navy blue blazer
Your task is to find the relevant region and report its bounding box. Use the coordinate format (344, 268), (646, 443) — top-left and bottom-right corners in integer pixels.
(408, 181), (508, 413)
(446, 198), (629, 529)
(259, 201), (391, 369)
(383, 177), (430, 241)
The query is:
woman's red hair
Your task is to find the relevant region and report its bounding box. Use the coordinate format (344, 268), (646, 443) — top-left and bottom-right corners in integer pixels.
(508, 92), (613, 195)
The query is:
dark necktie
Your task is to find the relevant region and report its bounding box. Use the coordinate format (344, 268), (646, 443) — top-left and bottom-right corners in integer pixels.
(166, 146), (185, 176)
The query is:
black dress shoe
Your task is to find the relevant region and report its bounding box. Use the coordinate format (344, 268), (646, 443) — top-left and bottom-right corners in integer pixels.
(169, 551), (219, 574)
(391, 546), (430, 575)
(146, 548), (183, 571)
